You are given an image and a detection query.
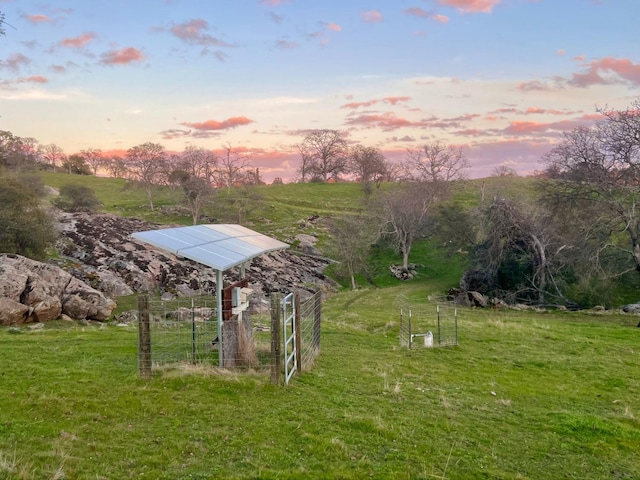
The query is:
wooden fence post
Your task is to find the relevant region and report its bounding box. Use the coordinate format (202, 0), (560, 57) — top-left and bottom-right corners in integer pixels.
(138, 294), (152, 379)
(270, 293), (282, 385)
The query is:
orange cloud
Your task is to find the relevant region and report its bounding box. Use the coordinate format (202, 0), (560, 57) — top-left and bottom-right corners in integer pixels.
(325, 22), (342, 32)
(180, 116), (254, 131)
(24, 14), (52, 24)
(361, 10), (383, 23)
(438, 0), (501, 13)
(60, 33), (96, 48)
(100, 47), (145, 65)
(570, 57), (640, 87)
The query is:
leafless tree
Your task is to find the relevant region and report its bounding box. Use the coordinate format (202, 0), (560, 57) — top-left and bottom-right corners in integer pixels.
(180, 176), (215, 225)
(179, 145), (219, 185)
(541, 99), (640, 277)
(105, 155), (128, 178)
(406, 141), (469, 182)
(491, 165), (519, 177)
(127, 142), (167, 210)
(348, 145), (388, 197)
(80, 148), (103, 176)
(328, 214), (377, 289)
(39, 143), (66, 172)
(376, 182), (445, 270)
(214, 143), (251, 191)
(297, 129), (349, 182)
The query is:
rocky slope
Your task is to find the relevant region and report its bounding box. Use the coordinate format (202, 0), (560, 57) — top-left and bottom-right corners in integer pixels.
(53, 211), (336, 305)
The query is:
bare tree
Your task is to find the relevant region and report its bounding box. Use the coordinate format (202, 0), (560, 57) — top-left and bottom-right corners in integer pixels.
(328, 214), (377, 290)
(348, 145), (388, 197)
(80, 148), (103, 176)
(180, 145), (219, 185)
(39, 143), (66, 172)
(105, 155), (128, 178)
(297, 129), (349, 182)
(406, 141), (469, 182)
(541, 99), (640, 277)
(180, 176), (215, 225)
(376, 182), (444, 270)
(214, 143), (250, 191)
(127, 142), (167, 210)
(491, 165), (519, 177)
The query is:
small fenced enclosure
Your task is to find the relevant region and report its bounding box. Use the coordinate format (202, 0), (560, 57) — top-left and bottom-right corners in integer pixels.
(397, 295), (459, 349)
(138, 290), (322, 384)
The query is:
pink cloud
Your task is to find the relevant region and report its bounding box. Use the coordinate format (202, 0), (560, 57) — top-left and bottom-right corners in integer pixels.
(21, 75), (48, 83)
(570, 57), (640, 87)
(502, 115), (600, 136)
(260, 0), (287, 5)
(361, 10), (383, 23)
(403, 7), (449, 23)
(60, 33), (96, 48)
(24, 14), (52, 24)
(345, 112), (427, 131)
(100, 47), (145, 65)
(170, 19), (234, 47)
(340, 96), (411, 109)
(2, 53), (30, 71)
(384, 96), (411, 105)
(325, 22), (342, 32)
(180, 116), (254, 131)
(437, 0), (501, 13)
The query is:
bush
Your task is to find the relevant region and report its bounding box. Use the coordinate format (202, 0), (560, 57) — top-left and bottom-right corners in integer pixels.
(0, 176), (56, 259)
(54, 184), (101, 212)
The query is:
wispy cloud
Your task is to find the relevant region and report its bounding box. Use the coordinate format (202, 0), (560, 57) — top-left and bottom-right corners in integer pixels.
(100, 47), (145, 65)
(1, 53), (31, 71)
(274, 39), (298, 50)
(23, 14), (52, 24)
(403, 7), (450, 23)
(341, 96), (411, 109)
(59, 32), (96, 49)
(180, 116), (254, 131)
(438, 0), (501, 14)
(170, 19), (235, 48)
(361, 10), (383, 23)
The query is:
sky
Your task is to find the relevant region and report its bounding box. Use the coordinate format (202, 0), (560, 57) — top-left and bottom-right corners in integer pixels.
(1, 0), (639, 182)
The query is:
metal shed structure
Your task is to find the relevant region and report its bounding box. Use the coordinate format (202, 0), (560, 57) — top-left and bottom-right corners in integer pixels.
(132, 224), (289, 366)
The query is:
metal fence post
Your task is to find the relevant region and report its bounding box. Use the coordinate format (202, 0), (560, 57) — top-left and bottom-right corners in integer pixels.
(138, 294), (152, 379)
(270, 293), (282, 385)
(294, 291), (302, 375)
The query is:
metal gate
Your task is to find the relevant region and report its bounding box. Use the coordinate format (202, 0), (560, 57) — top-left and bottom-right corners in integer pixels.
(282, 292), (297, 385)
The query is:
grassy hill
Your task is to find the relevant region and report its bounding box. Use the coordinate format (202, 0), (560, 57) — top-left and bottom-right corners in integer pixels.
(0, 172), (634, 478)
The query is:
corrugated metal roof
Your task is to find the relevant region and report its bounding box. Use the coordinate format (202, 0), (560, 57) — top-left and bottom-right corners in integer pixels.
(131, 224), (289, 271)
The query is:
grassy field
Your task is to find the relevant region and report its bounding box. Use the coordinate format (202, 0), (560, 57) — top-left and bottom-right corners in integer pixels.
(1, 282), (639, 479)
(4, 172), (634, 478)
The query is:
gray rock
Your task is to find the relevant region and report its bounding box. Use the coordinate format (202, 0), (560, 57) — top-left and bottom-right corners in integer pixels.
(0, 298), (30, 325)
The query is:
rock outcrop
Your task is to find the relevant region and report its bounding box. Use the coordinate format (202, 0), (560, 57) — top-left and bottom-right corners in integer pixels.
(0, 254), (116, 325)
(53, 211), (336, 303)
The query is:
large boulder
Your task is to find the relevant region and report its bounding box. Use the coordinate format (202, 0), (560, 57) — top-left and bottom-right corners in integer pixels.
(0, 254), (116, 324)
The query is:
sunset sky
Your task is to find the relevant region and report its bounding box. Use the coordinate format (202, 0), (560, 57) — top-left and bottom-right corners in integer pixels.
(1, 0), (638, 181)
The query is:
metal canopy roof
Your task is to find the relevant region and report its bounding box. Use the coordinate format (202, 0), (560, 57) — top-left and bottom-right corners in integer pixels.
(131, 224), (289, 272)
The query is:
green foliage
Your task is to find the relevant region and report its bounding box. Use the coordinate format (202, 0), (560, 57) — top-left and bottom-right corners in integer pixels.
(54, 183), (101, 212)
(0, 175), (56, 259)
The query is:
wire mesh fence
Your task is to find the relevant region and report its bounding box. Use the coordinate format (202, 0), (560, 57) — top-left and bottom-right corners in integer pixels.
(397, 294), (459, 348)
(136, 290), (322, 382)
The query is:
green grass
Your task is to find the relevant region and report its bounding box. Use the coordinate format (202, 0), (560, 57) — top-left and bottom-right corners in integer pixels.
(1, 286), (639, 479)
